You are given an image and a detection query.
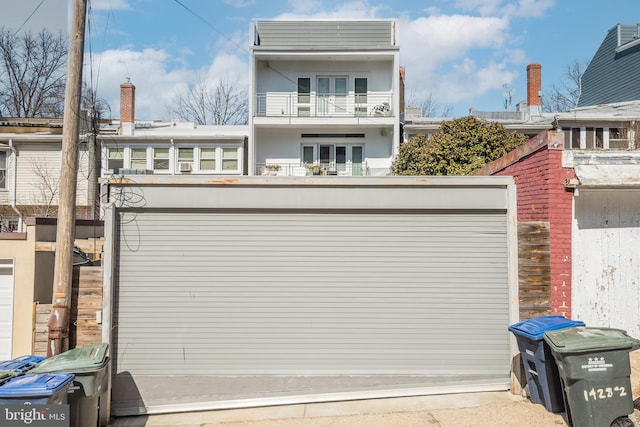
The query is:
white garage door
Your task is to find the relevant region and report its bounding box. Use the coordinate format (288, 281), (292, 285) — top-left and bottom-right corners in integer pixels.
(0, 259), (14, 360)
(111, 209), (512, 415)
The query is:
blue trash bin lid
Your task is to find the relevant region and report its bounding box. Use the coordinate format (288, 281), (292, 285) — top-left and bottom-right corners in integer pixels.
(0, 373), (74, 398)
(508, 315), (585, 340)
(0, 355), (46, 373)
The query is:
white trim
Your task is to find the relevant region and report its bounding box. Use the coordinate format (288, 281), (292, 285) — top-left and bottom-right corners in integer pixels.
(113, 382), (510, 416)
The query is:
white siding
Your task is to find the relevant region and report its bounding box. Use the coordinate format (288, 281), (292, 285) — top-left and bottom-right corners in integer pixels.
(572, 189), (640, 337)
(14, 144), (90, 206)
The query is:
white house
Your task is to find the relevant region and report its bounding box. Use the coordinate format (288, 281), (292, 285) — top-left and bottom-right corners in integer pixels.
(249, 20), (401, 177)
(0, 118), (97, 232)
(99, 81), (248, 179)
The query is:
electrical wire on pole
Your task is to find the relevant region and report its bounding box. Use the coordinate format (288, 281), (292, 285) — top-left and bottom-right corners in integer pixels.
(47, 0), (88, 357)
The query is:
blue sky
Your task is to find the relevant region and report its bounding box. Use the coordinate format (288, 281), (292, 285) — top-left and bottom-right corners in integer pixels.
(10, 0), (640, 120)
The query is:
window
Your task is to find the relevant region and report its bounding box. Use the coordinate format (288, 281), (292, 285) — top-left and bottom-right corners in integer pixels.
(355, 78), (368, 116)
(571, 128), (581, 149)
(177, 147), (194, 172)
(107, 148), (124, 171)
(0, 151), (6, 189)
(565, 127), (629, 150)
(302, 146), (314, 164)
(298, 77), (310, 117)
(178, 148), (194, 163)
(609, 127), (629, 149)
(153, 147), (169, 171)
(302, 144), (364, 175)
(221, 148), (238, 171)
(130, 148), (147, 170)
(200, 148), (216, 171)
(585, 128), (604, 149)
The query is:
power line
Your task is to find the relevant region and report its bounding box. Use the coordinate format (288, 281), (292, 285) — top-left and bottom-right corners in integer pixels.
(13, 0), (46, 36)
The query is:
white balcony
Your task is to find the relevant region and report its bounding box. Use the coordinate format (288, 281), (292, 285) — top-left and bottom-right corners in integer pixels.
(257, 162), (370, 177)
(255, 92), (393, 118)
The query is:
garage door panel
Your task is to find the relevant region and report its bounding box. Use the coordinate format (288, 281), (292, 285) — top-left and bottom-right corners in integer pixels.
(0, 260), (14, 360)
(113, 210), (511, 413)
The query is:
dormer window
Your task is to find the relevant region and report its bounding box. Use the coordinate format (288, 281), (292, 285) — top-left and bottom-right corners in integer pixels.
(616, 24), (640, 53)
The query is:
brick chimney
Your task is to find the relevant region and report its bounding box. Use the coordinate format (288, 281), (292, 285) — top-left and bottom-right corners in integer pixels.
(120, 78), (135, 135)
(526, 63), (542, 107)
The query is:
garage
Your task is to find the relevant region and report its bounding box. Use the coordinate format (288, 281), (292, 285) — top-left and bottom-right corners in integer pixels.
(0, 258), (14, 360)
(102, 176), (518, 416)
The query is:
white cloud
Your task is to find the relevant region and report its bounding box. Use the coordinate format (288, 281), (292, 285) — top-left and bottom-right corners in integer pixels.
(89, 0), (130, 11)
(401, 14), (509, 64)
(506, 0), (554, 17)
(399, 13), (515, 110)
(90, 48), (192, 120)
(454, 0), (505, 16)
(90, 47), (249, 120)
(223, 0), (256, 8)
(454, 0), (554, 17)
(278, 0), (387, 19)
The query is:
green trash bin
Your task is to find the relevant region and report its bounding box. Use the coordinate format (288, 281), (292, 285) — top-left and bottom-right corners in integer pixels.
(544, 327), (640, 427)
(31, 343), (111, 427)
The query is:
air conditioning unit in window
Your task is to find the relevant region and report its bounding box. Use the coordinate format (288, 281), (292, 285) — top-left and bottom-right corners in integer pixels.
(178, 162), (192, 172)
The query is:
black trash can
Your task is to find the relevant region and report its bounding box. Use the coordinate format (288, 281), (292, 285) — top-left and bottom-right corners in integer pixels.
(508, 315), (584, 412)
(544, 326), (640, 427)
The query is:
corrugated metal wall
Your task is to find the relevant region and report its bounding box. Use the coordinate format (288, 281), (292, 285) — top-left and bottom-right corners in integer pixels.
(112, 209), (511, 413)
(254, 21), (396, 48)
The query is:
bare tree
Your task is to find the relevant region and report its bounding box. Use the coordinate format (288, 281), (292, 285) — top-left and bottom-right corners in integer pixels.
(542, 59), (587, 113)
(81, 82), (111, 119)
(167, 75), (248, 125)
(0, 28), (68, 118)
(407, 89), (452, 118)
(22, 157), (60, 218)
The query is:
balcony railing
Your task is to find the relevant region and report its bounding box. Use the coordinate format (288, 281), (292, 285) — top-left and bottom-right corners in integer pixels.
(257, 162), (369, 177)
(255, 93), (393, 118)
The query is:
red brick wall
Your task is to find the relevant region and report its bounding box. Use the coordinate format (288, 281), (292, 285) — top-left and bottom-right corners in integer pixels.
(120, 80), (135, 124)
(486, 133), (575, 317)
(547, 151), (576, 317)
(526, 64), (542, 107)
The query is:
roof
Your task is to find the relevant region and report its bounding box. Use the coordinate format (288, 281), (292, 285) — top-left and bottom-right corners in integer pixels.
(555, 100), (640, 124)
(577, 24), (640, 107)
(99, 121), (249, 141)
(252, 20), (398, 50)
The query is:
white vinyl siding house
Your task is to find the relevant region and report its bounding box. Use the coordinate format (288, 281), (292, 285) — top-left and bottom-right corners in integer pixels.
(102, 142), (245, 175)
(100, 124), (248, 177)
(0, 131), (96, 231)
(249, 20), (400, 177)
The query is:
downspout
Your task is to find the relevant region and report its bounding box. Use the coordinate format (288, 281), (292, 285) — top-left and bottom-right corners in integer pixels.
(8, 139), (23, 231)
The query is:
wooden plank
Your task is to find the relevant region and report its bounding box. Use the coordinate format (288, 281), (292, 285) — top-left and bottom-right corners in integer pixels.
(33, 303), (52, 356)
(517, 222), (551, 320)
(70, 265), (104, 349)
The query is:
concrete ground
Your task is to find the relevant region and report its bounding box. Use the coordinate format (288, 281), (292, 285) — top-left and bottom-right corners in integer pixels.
(110, 351), (640, 427)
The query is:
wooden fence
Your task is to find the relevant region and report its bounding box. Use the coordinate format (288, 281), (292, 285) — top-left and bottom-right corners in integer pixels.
(517, 222), (551, 320)
(33, 265), (103, 356)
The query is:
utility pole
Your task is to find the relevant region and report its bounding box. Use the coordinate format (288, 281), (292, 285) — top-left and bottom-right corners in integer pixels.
(47, 0), (88, 357)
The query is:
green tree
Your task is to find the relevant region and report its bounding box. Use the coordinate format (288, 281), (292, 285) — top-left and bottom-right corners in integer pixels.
(393, 116), (528, 176)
